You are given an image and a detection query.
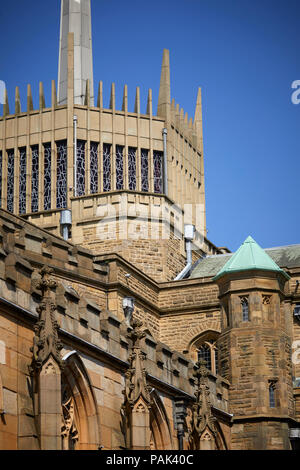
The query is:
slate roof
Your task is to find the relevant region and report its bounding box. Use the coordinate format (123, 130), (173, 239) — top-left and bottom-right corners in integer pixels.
(189, 242), (300, 280)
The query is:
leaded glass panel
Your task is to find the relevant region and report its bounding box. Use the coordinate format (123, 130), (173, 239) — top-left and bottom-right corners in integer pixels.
(141, 149), (149, 192)
(90, 142), (99, 194)
(103, 144), (111, 192)
(128, 147), (136, 191)
(56, 140), (67, 209)
(31, 145), (39, 213)
(197, 344), (211, 371)
(7, 150), (14, 213)
(242, 298), (249, 322)
(269, 384), (276, 408)
(76, 140), (85, 196)
(116, 145), (124, 190)
(153, 150), (163, 193)
(44, 143), (52, 211)
(19, 148), (27, 214)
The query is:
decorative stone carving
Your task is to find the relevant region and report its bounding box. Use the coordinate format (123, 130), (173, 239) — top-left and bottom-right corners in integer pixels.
(61, 394), (79, 450)
(30, 266), (63, 373)
(122, 318), (152, 409)
(189, 359), (216, 446)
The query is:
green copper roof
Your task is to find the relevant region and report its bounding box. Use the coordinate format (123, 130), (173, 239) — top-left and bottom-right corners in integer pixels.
(213, 236), (290, 281)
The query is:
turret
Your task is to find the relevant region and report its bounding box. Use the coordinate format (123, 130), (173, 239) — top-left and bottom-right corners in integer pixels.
(214, 236), (294, 449)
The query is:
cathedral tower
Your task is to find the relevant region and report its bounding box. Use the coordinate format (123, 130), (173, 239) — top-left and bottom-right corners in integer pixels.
(0, 0), (223, 283)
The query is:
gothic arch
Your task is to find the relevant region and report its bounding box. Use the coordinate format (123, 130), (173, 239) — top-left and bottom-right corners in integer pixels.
(189, 329), (220, 371)
(181, 319), (221, 353)
(150, 391), (174, 450)
(214, 421), (228, 450)
(188, 421), (227, 450)
(62, 351), (100, 450)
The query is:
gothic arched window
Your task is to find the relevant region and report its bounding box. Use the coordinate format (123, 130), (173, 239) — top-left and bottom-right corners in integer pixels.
(241, 297), (249, 322)
(197, 343), (211, 371)
(195, 335), (219, 375)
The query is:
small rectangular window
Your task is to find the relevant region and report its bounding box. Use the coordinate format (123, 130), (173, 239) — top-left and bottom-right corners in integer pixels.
(241, 297), (249, 322)
(269, 381), (276, 408)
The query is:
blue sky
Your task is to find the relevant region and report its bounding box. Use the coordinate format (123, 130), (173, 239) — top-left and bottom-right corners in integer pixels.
(0, 0), (299, 252)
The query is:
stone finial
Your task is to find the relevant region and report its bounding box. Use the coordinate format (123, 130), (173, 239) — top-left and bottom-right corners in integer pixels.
(97, 81), (103, 109)
(3, 88), (9, 117)
(146, 89), (152, 116)
(157, 49), (171, 121)
(15, 87), (21, 114)
(134, 87), (140, 114)
(51, 80), (57, 108)
(122, 318), (152, 408)
(39, 82), (46, 110)
(27, 84), (33, 112)
(122, 84), (128, 112)
(30, 266), (63, 373)
(190, 360), (216, 439)
(109, 83), (116, 111)
(84, 79), (90, 107)
(194, 87), (203, 152)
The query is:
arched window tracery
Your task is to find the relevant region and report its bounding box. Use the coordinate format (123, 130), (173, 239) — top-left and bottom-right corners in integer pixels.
(190, 331), (220, 376)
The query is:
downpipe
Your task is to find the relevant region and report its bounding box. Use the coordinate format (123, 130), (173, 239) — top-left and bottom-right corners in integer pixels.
(73, 115), (78, 197)
(174, 225), (195, 280)
(162, 128), (168, 196)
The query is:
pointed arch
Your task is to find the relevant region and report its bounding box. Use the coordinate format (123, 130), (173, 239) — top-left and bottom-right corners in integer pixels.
(214, 421), (228, 450)
(189, 330), (220, 374)
(150, 391), (174, 450)
(62, 351), (100, 450)
(188, 420), (228, 450)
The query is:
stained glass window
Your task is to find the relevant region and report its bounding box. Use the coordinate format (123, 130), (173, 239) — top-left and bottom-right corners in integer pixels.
(116, 145), (124, 190)
(31, 145), (39, 212)
(76, 140), (85, 197)
(141, 149), (149, 192)
(44, 143), (52, 211)
(7, 150), (15, 213)
(19, 148), (27, 214)
(153, 150), (163, 193)
(90, 142), (99, 194)
(56, 140), (67, 209)
(103, 144), (111, 192)
(128, 147), (136, 191)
